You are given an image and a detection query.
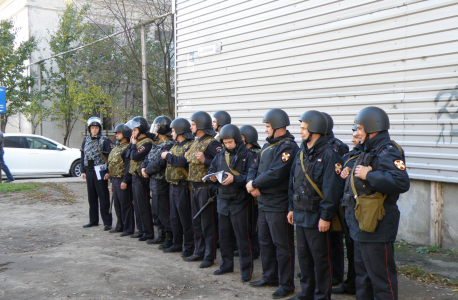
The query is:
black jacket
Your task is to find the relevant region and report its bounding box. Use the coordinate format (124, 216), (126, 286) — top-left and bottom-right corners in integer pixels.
(345, 131), (410, 242)
(288, 136), (344, 228)
(247, 131), (299, 212)
(327, 132), (350, 157)
(209, 143), (256, 216)
(142, 140), (175, 195)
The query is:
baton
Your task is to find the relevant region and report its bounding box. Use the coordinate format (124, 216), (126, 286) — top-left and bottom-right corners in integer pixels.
(193, 195), (216, 220)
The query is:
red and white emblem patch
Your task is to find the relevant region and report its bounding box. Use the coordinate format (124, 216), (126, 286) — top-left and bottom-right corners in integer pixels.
(138, 146), (145, 153)
(335, 163), (342, 175)
(394, 160), (406, 170)
(281, 152), (291, 162)
(317, 158), (322, 162)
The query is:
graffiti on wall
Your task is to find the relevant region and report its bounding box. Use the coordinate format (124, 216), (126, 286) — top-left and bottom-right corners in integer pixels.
(435, 85), (458, 144)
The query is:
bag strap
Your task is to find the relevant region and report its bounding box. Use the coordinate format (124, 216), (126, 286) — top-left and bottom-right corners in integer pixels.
(300, 150), (323, 199)
(390, 140), (404, 156)
(350, 163), (358, 197)
(225, 152), (241, 175)
(260, 137), (293, 159)
(343, 154), (360, 167)
(91, 139), (108, 164)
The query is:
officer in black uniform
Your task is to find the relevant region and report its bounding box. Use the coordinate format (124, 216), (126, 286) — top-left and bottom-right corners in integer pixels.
(81, 116), (113, 230)
(240, 124), (261, 259)
(105, 123), (135, 236)
(125, 116), (155, 241)
(332, 124), (361, 295)
(287, 111), (344, 300)
(321, 112), (349, 288)
(346, 106), (410, 300)
(183, 111), (222, 268)
(246, 109), (298, 299)
(142, 116), (175, 249)
(161, 118), (195, 257)
(212, 111), (231, 142)
(208, 124), (256, 282)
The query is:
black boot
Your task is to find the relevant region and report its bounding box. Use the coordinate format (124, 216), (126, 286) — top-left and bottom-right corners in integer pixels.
(146, 228), (165, 244)
(158, 231), (173, 250)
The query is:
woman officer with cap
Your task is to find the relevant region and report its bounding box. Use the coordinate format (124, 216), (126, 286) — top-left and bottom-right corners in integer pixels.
(81, 116), (113, 230)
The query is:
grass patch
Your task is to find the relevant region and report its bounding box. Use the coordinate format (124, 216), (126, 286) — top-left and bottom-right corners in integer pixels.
(416, 245), (457, 256)
(397, 265), (458, 288)
(0, 182), (43, 193)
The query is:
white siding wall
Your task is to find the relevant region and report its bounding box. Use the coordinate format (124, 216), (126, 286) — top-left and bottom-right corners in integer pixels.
(175, 0), (458, 183)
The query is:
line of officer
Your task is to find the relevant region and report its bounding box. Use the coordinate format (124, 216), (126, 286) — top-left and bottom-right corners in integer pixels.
(184, 111), (223, 268)
(322, 112), (349, 290)
(332, 124), (361, 295)
(161, 118), (195, 257)
(125, 116), (156, 241)
(246, 109), (299, 299)
(142, 116), (175, 249)
(104, 123), (135, 236)
(345, 107), (410, 299)
(287, 111), (344, 300)
(81, 116), (113, 231)
(208, 124), (256, 282)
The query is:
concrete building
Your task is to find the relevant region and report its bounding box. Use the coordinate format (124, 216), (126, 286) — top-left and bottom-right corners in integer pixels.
(174, 0), (458, 248)
(0, 0), (87, 147)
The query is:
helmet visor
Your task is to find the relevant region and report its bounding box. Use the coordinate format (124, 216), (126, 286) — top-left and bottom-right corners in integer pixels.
(125, 119), (141, 130)
(87, 116), (102, 127)
(150, 121), (160, 134)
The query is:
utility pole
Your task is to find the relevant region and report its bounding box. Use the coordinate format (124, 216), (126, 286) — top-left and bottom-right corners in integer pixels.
(37, 63), (43, 135)
(141, 25), (147, 119)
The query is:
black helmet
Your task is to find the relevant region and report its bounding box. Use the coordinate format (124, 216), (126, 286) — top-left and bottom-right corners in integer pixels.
(219, 124), (243, 144)
(87, 116), (102, 131)
(171, 118), (192, 135)
(352, 124), (358, 131)
(213, 111), (231, 126)
(354, 106), (390, 134)
(125, 116), (149, 134)
(299, 110), (327, 134)
(262, 109), (290, 129)
(190, 111), (212, 130)
(114, 123), (132, 139)
(151, 116), (172, 135)
(240, 125), (258, 144)
(321, 112), (334, 135)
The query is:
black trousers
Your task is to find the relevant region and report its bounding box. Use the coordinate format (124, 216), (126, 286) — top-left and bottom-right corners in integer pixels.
(330, 231), (344, 285)
(151, 191), (163, 229)
(132, 176), (154, 238)
(354, 241), (398, 300)
(191, 186), (217, 261)
(258, 210), (295, 292)
(152, 191), (172, 232)
(86, 169), (112, 226)
(341, 228), (356, 293)
(219, 205), (253, 277)
(112, 178), (135, 234)
(251, 203), (260, 257)
(296, 226), (332, 300)
(170, 183), (194, 252)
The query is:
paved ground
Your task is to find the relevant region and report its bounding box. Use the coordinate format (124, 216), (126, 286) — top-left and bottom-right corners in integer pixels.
(0, 182), (457, 299)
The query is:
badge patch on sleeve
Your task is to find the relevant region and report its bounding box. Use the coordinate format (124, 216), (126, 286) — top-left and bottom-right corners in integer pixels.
(138, 146), (145, 153)
(317, 158), (322, 162)
(281, 152), (290, 162)
(216, 146), (222, 152)
(335, 163), (342, 175)
(394, 160), (406, 170)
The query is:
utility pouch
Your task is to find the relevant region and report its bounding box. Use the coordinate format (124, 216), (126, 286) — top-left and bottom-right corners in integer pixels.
(350, 166), (386, 233)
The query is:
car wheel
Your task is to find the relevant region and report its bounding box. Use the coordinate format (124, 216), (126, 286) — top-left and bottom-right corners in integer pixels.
(70, 160), (81, 177)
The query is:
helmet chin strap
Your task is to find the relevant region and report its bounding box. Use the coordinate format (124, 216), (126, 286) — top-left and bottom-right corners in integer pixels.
(269, 128), (277, 139)
(304, 132), (313, 144)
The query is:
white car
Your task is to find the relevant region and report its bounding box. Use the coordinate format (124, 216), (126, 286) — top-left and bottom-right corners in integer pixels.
(2, 133), (81, 177)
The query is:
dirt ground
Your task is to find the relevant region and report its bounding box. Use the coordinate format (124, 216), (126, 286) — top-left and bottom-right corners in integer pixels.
(0, 182), (458, 299)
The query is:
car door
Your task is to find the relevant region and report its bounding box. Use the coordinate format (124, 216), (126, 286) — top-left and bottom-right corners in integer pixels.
(2, 136), (31, 175)
(27, 137), (69, 174)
